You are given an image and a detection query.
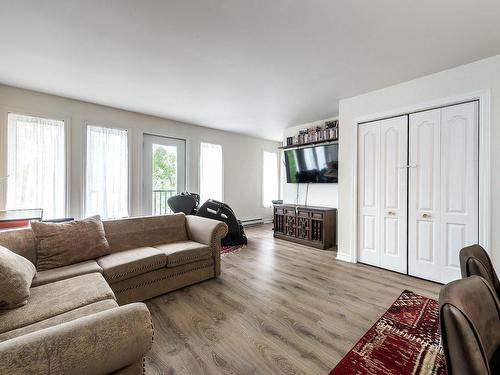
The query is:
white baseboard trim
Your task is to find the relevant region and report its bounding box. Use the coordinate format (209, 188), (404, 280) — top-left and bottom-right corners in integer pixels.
(241, 217), (274, 226)
(241, 217), (264, 226)
(336, 252), (355, 263)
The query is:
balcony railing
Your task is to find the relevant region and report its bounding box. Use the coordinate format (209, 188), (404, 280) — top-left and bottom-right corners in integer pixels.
(152, 189), (176, 216)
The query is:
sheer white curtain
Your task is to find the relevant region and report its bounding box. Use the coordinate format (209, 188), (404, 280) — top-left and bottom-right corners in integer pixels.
(7, 113), (66, 219)
(200, 143), (222, 204)
(262, 151), (278, 207)
(86, 125), (129, 219)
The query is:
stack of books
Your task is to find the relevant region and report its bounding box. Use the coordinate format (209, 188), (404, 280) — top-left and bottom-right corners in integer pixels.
(285, 120), (339, 146)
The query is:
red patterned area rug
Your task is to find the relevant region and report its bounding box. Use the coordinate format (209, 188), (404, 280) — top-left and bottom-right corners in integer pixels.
(330, 290), (446, 375)
(221, 245), (244, 256)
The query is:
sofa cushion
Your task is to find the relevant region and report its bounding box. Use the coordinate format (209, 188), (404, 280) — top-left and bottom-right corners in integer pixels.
(31, 260), (103, 287)
(155, 241), (211, 267)
(0, 228), (37, 265)
(32, 215), (110, 271)
(0, 299), (118, 342)
(97, 247), (167, 283)
(103, 213), (188, 252)
(0, 273), (115, 334)
(0, 245), (36, 309)
(110, 258), (214, 305)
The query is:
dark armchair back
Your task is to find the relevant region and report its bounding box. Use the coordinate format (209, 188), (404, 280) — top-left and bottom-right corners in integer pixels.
(439, 276), (500, 375)
(460, 244), (500, 297)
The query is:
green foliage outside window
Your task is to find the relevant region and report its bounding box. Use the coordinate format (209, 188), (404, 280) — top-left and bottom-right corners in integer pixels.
(152, 145), (176, 190)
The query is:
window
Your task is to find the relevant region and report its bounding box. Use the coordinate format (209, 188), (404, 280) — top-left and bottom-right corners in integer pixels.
(7, 113), (66, 219)
(262, 151), (278, 207)
(199, 143), (222, 203)
(85, 125), (129, 219)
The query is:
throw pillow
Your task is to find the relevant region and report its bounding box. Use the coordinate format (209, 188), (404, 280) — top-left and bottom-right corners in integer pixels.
(0, 245), (36, 309)
(32, 215), (110, 271)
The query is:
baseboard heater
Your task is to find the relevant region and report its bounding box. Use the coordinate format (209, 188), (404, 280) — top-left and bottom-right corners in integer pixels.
(240, 217), (272, 226)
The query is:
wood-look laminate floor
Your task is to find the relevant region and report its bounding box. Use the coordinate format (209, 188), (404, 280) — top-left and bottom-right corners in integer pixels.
(145, 224), (441, 375)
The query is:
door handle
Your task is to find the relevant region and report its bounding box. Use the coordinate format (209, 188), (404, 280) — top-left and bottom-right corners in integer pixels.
(388, 211), (396, 216)
(422, 213), (431, 219)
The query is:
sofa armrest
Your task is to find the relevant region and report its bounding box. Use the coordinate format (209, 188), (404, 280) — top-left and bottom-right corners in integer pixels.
(0, 303), (153, 375)
(185, 216), (228, 276)
(186, 216), (228, 246)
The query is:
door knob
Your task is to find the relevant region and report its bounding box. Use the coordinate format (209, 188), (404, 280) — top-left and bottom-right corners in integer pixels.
(422, 213), (431, 219)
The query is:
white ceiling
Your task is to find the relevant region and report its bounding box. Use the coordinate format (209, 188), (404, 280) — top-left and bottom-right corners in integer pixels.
(1, 1), (500, 141)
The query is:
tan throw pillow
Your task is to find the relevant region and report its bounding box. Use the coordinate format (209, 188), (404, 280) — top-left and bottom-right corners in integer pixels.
(32, 215), (111, 271)
(0, 245), (36, 309)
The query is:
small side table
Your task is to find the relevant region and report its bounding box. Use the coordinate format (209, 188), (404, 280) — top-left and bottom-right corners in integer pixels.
(0, 209), (43, 230)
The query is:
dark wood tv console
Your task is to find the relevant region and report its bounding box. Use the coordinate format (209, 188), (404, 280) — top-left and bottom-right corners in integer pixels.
(273, 204), (337, 250)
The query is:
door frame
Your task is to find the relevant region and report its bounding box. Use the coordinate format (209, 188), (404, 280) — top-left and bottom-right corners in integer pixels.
(351, 89), (491, 265)
(139, 131), (189, 216)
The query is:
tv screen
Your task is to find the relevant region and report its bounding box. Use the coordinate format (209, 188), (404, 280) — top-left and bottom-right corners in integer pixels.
(285, 144), (338, 183)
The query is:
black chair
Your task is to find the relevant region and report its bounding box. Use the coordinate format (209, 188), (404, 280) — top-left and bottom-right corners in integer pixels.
(167, 192), (200, 215)
(195, 199), (247, 247)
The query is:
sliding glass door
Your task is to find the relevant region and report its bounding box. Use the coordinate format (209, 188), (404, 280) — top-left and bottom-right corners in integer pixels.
(142, 134), (186, 215)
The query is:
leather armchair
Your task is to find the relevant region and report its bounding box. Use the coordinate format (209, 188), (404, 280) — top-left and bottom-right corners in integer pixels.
(439, 276), (500, 375)
(459, 244), (500, 298)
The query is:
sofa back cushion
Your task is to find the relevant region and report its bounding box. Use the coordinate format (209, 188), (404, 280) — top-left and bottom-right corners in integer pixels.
(0, 228), (37, 265)
(0, 245), (36, 309)
(103, 214), (188, 252)
(32, 215), (111, 271)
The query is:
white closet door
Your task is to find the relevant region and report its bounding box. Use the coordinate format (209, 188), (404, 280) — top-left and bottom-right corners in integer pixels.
(409, 102), (478, 283)
(440, 102), (478, 283)
(358, 123), (380, 266)
(408, 109), (441, 281)
(408, 109), (441, 282)
(379, 117), (408, 273)
(358, 116), (407, 273)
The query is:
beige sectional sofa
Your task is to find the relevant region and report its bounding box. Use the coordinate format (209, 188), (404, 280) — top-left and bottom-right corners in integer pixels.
(0, 213), (228, 374)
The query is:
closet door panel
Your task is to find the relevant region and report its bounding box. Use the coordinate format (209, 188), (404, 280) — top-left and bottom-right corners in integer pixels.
(379, 116), (408, 273)
(358, 124), (380, 266)
(409, 109), (441, 282)
(409, 102), (479, 283)
(440, 102), (478, 283)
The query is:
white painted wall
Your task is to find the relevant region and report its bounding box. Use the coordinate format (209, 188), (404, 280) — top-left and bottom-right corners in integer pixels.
(0, 84), (280, 221)
(338, 54), (500, 271)
(281, 117), (339, 208)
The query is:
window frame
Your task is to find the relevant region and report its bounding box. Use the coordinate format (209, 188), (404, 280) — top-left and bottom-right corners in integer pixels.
(1, 108), (71, 217)
(199, 142), (224, 203)
(262, 149), (279, 208)
(82, 121), (132, 219)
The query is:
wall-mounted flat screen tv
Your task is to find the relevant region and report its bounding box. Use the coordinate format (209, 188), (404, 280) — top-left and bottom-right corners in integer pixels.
(284, 144), (338, 183)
